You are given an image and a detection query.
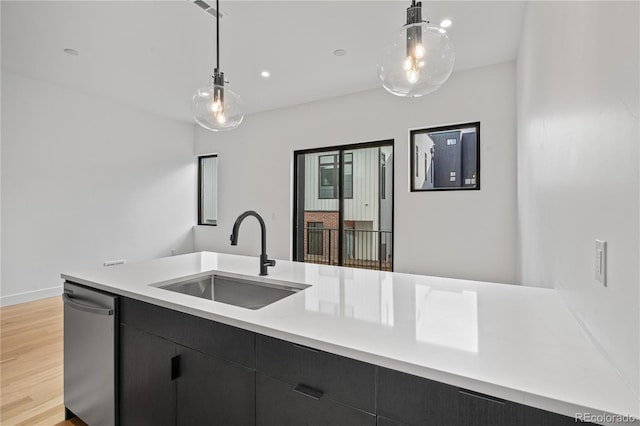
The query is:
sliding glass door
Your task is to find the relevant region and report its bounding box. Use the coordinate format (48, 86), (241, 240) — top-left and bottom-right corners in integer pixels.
(293, 141), (393, 271)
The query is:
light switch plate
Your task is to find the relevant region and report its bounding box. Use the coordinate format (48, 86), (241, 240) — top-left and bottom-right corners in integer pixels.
(595, 240), (607, 286)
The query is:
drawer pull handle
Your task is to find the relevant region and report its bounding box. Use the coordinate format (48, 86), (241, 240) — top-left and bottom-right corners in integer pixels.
(293, 343), (320, 353)
(459, 389), (505, 405)
(294, 384), (324, 400)
(171, 355), (181, 380)
(63, 294), (113, 316)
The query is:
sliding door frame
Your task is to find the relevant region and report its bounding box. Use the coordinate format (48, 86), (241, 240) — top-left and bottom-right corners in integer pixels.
(292, 139), (395, 271)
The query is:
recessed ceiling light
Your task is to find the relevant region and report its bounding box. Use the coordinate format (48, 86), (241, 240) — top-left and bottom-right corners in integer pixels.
(63, 48), (79, 56)
(261, 70), (270, 78)
(440, 18), (452, 28)
(333, 49), (347, 57)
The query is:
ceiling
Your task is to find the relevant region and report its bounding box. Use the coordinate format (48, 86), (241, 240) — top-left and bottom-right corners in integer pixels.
(1, 1), (527, 122)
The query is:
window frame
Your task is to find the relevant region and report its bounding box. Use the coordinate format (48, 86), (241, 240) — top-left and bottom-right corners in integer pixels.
(318, 154), (338, 199)
(318, 153), (353, 199)
(410, 121), (481, 192)
(198, 154), (218, 226)
(343, 152), (353, 199)
(293, 139), (395, 271)
(380, 151), (386, 200)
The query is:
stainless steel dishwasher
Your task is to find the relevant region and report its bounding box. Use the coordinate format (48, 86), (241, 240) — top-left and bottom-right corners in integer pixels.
(63, 282), (118, 426)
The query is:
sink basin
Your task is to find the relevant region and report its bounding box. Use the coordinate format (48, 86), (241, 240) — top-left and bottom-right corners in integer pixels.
(156, 274), (308, 310)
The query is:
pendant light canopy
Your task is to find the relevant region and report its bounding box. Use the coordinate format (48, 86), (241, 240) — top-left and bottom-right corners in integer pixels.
(192, 0), (243, 132)
(377, 0), (455, 97)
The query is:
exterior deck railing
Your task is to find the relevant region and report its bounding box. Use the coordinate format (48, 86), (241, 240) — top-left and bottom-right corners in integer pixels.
(303, 227), (393, 271)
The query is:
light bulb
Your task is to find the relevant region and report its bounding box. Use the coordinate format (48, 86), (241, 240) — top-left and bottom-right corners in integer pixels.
(210, 99), (222, 113)
(212, 95), (226, 123)
(192, 82), (244, 132)
(215, 112), (227, 124)
(378, 23), (455, 97)
(406, 69), (419, 84)
(403, 56), (419, 83)
(402, 57), (413, 72)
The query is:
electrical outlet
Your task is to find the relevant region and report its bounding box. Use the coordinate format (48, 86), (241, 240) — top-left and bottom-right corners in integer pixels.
(595, 240), (606, 286)
(104, 259), (126, 267)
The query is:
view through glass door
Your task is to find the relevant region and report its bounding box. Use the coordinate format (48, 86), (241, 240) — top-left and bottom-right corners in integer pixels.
(293, 141), (393, 271)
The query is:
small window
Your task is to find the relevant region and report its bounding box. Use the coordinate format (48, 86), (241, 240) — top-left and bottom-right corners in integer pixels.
(410, 122), (480, 191)
(318, 154), (353, 199)
(319, 155), (338, 199)
(343, 152), (353, 199)
(198, 155), (218, 225)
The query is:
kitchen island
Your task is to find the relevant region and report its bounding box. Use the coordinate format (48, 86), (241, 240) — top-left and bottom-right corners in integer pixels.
(62, 252), (638, 426)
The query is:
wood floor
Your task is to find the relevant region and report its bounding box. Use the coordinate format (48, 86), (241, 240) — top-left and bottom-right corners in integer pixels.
(1, 296), (86, 426)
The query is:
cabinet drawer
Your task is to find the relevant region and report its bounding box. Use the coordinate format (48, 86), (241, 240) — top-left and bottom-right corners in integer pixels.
(256, 334), (375, 413)
(457, 389), (511, 426)
(378, 368), (594, 426)
(256, 373), (376, 426)
(120, 297), (255, 368)
(378, 367), (459, 426)
(509, 403), (597, 426)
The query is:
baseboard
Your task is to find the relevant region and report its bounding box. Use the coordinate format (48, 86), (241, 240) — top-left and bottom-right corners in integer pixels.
(0, 286), (63, 307)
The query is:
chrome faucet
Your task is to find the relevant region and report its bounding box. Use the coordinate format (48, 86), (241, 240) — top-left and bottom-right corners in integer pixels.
(230, 210), (276, 276)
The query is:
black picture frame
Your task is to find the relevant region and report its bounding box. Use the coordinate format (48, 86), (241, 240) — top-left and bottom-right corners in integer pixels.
(409, 122), (481, 192)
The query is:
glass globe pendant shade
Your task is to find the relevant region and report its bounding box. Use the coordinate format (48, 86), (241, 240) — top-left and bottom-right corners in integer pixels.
(377, 22), (455, 97)
(192, 83), (243, 132)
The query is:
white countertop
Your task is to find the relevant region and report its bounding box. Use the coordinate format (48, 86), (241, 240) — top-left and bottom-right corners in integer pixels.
(62, 252), (639, 424)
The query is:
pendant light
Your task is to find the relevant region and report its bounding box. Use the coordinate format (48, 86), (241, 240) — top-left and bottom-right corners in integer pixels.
(377, 0), (455, 97)
(192, 0), (243, 131)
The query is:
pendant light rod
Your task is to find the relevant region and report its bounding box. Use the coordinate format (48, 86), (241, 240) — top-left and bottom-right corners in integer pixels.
(215, 0), (220, 70)
(406, 0), (423, 25)
(192, 0), (243, 132)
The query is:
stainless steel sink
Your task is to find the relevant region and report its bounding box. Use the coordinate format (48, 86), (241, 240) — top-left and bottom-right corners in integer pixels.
(157, 275), (308, 310)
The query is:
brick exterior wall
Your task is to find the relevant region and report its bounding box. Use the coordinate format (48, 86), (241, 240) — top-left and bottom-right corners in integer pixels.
(303, 211), (339, 266)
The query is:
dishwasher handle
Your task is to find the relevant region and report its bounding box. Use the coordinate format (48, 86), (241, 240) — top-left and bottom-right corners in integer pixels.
(63, 293), (114, 316)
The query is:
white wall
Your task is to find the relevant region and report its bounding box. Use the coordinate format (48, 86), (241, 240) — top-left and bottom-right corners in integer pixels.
(195, 61), (517, 284)
(517, 1), (639, 395)
(1, 71), (196, 306)
(414, 133), (433, 189)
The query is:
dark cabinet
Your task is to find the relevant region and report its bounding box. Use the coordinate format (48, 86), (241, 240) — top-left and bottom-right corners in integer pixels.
(256, 335), (376, 413)
(120, 297), (255, 368)
(377, 366), (459, 426)
(116, 296), (594, 426)
(256, 373), (375, 426)
(511, 404), (595, 426)
(119, 299), (256, 426)
(458, 389), (511, 426)
(377, 367), (591, 426)
(177, 346), (255, 426)
(377, 417), (405, 426)
(119, 325), (176, 426)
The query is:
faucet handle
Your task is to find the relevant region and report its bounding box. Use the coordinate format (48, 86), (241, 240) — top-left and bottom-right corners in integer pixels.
(265, 258), (276, 267)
